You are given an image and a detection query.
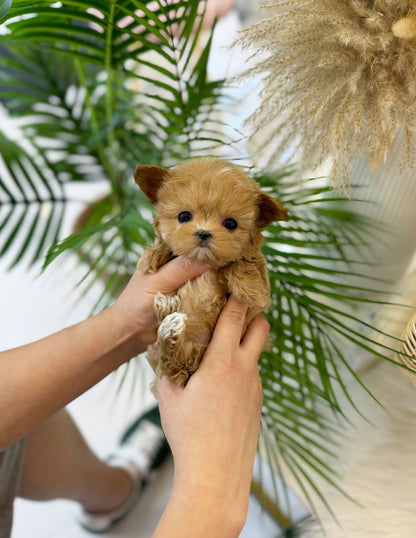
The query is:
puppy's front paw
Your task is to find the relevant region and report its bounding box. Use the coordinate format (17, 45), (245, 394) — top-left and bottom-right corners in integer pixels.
(154, 293), (182, 323)
(158, 312), (187, 342)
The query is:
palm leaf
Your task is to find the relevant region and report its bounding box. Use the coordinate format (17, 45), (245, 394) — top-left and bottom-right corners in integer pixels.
(255, 172), (402, 513)
(0, 0), (12, 22)
(1, 1), (224, 165)
(0, 130), (68, 267)
(0, 0), (225, 267)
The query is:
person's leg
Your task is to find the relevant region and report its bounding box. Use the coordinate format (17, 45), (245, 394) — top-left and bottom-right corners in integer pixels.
(18, 409), (133, 513)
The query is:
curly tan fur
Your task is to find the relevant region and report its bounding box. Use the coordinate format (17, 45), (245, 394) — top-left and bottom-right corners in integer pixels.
(135, 157), (288, 387)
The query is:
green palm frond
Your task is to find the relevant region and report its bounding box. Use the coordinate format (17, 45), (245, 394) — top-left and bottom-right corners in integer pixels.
(256, 173), (402, 515)
(0, 0), (12, 21)
(1, 0), (226, 166)
(0, 44), (106, 179)
(0, 42), (106, 266)
(0, 0), (224, 268)
(0, 130), (68, 267)
(44, 193), (155, 312)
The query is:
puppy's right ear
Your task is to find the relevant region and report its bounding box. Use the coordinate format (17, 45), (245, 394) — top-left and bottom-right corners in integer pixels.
(134, 165), (170, 204)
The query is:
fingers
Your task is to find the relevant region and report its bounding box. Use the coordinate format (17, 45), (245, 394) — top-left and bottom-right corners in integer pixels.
(240, 315), (270, 364)
(203, 297), (270, 370)
(158, 375), (180, 402)
(149, 256), (208, 295)
(209, 297), (269, 356)
(157, 376), (184, 418)
(208, 295), (248, 353)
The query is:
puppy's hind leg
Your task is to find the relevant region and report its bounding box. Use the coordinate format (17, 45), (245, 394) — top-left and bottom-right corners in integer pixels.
(154, 293), (182, 323)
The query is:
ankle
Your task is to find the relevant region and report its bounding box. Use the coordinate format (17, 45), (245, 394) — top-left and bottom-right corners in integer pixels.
(81, 466), (134, 514)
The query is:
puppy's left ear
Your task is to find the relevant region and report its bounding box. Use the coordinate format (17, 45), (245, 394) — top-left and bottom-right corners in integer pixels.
(134, 165), (170, 204)
(257, 192), (289, 228)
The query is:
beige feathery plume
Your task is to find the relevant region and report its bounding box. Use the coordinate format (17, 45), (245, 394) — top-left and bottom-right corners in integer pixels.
(238, 0), (416, 190)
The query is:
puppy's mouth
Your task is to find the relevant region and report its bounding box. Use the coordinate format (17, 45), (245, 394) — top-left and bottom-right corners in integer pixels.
(187, 234), (219, 266)
(172, 230), (234, 267)
(192, 244), (216, 263)
(177, 245), (229, 267)
(196, 239), (211, 249)
(194, 230), (214, 256)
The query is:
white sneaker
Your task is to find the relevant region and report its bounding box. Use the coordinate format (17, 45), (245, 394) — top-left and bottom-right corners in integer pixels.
(78, 406), (169, 533)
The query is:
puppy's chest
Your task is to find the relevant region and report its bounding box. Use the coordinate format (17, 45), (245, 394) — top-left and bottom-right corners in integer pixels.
(177, 269), (227, 316)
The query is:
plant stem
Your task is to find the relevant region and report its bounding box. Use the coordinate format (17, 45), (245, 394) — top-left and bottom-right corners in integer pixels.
(73, 57), (111, 177)
(105, 0), (118, 187)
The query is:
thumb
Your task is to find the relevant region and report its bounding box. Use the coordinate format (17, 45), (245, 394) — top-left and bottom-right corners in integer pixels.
(208, 295), (247, 353)
(149, 256), (209, 295)
(195, 296), (247, 376)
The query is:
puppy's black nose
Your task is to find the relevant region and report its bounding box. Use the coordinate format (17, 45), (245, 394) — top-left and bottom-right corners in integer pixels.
(196, 230), (212, 241)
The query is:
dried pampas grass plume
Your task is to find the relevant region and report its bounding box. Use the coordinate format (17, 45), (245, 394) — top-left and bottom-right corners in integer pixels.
(238, 0), (416, 190)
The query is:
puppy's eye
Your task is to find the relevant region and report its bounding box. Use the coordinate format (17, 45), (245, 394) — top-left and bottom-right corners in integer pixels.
(178, 211), (193, 223)
(223, 218), (238, 231)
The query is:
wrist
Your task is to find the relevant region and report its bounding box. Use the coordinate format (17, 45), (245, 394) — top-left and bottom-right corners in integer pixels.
(164, 476), (247, 538)
(105, 304), (152, 357)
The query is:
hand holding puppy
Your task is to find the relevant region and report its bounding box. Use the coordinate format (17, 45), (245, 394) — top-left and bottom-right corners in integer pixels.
(154, 297), (270, 537)
(114, 256), (209, 353)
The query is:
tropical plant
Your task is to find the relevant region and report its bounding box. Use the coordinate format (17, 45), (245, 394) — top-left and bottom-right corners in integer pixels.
(0, 0), (403, 525)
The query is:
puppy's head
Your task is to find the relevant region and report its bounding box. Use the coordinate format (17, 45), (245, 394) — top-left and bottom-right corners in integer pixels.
(135, 158), (288, 267)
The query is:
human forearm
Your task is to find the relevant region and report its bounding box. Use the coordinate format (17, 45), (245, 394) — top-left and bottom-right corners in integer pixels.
(0, 304), (144, 450)
(0, 257), (208, 451)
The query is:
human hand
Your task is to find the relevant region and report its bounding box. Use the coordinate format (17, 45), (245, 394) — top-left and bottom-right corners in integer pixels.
(157, 296), (270, 535)
(113, 257), (208, 353)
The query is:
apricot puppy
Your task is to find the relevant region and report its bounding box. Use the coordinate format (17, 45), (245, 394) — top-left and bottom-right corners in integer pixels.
(135, 158), (288, 387)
